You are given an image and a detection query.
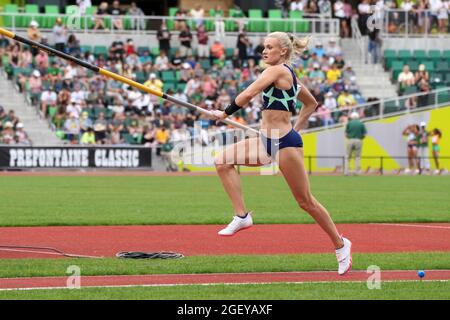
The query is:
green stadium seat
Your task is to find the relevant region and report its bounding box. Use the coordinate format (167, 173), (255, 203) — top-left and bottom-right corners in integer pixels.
(4, 4), (19, 28)
(268, 9), (286, 32)
(80, 45), (92, 53)
(437, 89), (450, 104)
(122, 133), (137, 144)
(163, 82), (177, 92)
(226, 8), (245, 32)
(167, 7), (178, 31)
(24, 4), (40, 28)
(383, 100), (401, 114)
(446, 73), (450, 85)
(135, 71), (146, 83)
(406, 60), (419, 72)
(93, 45), (108, 58)
(383, 49), (396, 70)
(428, 50), (442, 63)
(225, 48), (235, 59)
(391, 60), (404, 82)
(289, 10), (309, 33)
(177, 82), (187, 92)
(137, 46), (150, 56)
(248, 9), (266, 32)
(398, 50), (412, 63)
(436, 60), (449, 72)
(443, 50), (450, 62)
(413, 50), (427, 61)
(403, 86), (418, 95)
(200, 59), (211, 70)
(151, 47), (160, 57)
(169, 47), (178, 58)
(160, 70), (176, 83)
(44, 5), (59, 28)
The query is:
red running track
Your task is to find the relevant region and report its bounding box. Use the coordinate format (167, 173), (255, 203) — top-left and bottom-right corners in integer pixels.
(1, 270), (450, 290)
(0, 223), (449, 259)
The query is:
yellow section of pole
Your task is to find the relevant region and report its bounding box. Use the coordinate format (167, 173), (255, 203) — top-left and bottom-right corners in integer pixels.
(99, 68), (164, 98)
(0, 27), (16, 39)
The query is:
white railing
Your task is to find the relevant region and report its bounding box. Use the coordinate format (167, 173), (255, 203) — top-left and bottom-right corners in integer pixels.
(0, 12), (340, 36)
(351, 15), (368, 63)
(378, 8), (450, 38)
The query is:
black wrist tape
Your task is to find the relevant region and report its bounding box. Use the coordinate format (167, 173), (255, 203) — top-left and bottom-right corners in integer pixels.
(224, 99), (241, 116)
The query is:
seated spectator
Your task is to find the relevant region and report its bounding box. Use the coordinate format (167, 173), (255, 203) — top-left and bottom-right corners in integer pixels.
(67, 34), (81, 57)
(326, 63), (341, 83)
(190, 4), (205, 29)
(312, 42), (325, 58)
(29, 70), (42, 105)
(174, 8), (188, 31)
(210, 39), (225, 61)
(27, 20), (41, 55)
(15, 122), (32, 145)
(324, 91), (338, 111)
(93, 2), (109, 30)
(325, 39), (342, 57)
(337, 89), (356, 108)
(77, 0), (92, 15)
(80, 126), (96, 144)
(290, 0), (304, 11)
(154, 50), (170, 71)
(80, 111), (93, 134)
(109, 0), (123, 30)
(40, 85), (57, 118)
(127, 1), (145, 30)
(144, 73), (163, 92)
(94, 112), (108, 143)
(398, 64), (415, 93)
(414, 64), (429, 85)
(108, 112), (124, 144)
(64, 112), (80, 142)
(308, 62), (326, 85)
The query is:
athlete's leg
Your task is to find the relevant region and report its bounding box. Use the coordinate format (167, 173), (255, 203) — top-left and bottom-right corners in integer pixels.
(278, 147), (344, 249)
(214, 137), (271, 216)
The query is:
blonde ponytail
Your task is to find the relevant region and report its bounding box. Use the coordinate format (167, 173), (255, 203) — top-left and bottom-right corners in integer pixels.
(267, 32), (310, 65)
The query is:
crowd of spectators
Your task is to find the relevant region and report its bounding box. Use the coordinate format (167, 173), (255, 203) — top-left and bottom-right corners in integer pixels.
(0, 106), (31, 145)
(0, 2), (369, 150)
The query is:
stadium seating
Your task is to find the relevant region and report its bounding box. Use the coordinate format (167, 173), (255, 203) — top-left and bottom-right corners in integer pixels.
(44, 5), (59, 29)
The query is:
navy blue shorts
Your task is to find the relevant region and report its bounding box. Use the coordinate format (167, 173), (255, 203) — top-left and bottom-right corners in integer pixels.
(260, 129), (303, 157)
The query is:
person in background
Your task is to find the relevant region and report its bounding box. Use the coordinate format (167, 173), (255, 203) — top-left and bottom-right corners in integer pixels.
(127, 1), (145, 30)
(197, 24), (209, 59)
(53, 18), (67, 53)
(27, 20), (41, 55)
(344, 112), (367, 176)
(77, 0), (92, 15)
(403, 124), (420, 174)
(417, 121), (431, 174)
(431, 128), (442, 174)
(109, 0), (124, 30)
(93, 2), (109, 30)
(157, 21), (171, 55)
(80, 126), (96, 145)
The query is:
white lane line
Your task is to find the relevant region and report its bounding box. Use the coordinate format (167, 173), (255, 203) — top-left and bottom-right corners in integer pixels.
(371, 223), (450, 230)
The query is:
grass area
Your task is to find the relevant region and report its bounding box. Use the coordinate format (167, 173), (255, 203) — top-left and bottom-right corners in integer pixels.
(0, 176), (449, 226)
(1, 282), (449, 300)
(0, 252), (449, 278)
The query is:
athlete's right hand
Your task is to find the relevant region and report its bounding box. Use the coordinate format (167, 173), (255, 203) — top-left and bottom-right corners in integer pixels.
(210, 110), (228, 124)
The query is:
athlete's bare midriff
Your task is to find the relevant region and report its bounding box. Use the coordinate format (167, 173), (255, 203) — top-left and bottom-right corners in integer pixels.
(260, 110), (293, 138)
